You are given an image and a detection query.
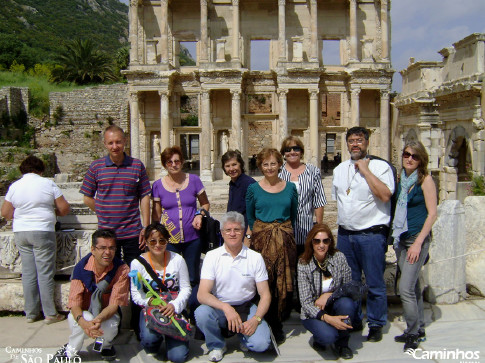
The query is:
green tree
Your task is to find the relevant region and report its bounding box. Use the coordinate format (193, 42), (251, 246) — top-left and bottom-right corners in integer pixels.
(51, 39), (117, 85)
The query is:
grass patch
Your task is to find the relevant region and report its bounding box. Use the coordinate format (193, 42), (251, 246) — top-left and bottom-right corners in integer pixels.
(0, 71), (84, 117)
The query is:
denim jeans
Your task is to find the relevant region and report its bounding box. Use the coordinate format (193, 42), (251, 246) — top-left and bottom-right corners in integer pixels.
(337, 228), (388, 328)
(195, 303), (271, 352)
(139, 311), (189, 363)
(302, 297), (358, 347)
(395, 235), (430, 335)
(166, 238), (201, 286)
(14, 231), (57, 318)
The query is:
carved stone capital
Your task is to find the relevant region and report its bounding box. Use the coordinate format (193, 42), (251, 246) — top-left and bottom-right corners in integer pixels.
(380, 90), (390, 99)
(130, 0), (142, 7)
(278, 88), (289, 97)
(351, 88), (361, 97)
(473, 118), (485, 130)
(201, 90), (211, 100)
(158, 90), (170, 98)
(201, 0), (208, 6)
(278, 0), (286, 6)
(309, 90), (319, 100)
(232, 0), (239, 5)
(129, 92), (139, 102)
(230, 89), (241, 99)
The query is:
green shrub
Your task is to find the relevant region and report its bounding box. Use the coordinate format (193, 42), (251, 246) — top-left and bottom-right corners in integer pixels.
(470, 174), (485, 196)
(53, 105), (65, 125)
(6, 167), (21, 182)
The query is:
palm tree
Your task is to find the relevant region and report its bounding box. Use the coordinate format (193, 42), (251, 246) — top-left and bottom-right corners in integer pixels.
(51, 39), (117, 85)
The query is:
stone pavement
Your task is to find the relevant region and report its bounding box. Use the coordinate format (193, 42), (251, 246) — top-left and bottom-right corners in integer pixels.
(1, 299), (484, 363)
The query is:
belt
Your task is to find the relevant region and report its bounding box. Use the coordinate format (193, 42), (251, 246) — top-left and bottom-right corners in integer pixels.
(339, 225), (388, 234)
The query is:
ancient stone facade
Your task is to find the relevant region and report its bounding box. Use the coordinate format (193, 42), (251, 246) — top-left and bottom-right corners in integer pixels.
(124, 0), (393, 181)
(0, 87), (29, 119)
(36, 84), (130, 180)
(394, 33), (485, 201)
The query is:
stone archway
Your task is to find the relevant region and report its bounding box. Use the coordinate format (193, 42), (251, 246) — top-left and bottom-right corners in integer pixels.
(446, 126), (471, 181)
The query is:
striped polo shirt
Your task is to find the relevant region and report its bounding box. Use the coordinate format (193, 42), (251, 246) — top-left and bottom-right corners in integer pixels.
(80, 154), (151, 240)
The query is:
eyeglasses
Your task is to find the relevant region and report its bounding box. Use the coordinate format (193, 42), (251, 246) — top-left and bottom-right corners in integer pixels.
(402, 151), (419, 161)
(94, 246), (117, 252)
(222, 228), (243, 235)
(262, 162), (279, 169)
(347, 138), (365, 145)
(283, 146), (302, 153)
(148, 238), (169, 247)
(166, 160), (182, 166)
(312, 238), (331, 245)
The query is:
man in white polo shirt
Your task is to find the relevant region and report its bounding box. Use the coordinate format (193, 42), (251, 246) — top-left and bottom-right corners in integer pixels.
(195, 211), (272, 362)
(332, 127), (395, 343)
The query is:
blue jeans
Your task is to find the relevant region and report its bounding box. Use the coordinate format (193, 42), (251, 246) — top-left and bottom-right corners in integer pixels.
(14, 231), (57, 318)
(395, 235), (430, 335)
(139, 311), (189, 363)
(337, 227), (388, 328)
(195, 303), (271, 352)
(302, 297), (358, 347)
(166, 238), (201, 286)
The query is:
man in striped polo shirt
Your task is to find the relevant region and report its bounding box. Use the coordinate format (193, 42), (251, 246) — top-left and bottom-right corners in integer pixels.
(80, 125), (151, 265)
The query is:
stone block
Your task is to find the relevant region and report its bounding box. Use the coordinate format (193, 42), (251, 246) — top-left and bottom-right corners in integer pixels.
(424, 200), (467, 304)
(54, 174), (72, 183)
(464, 196), (485, 296)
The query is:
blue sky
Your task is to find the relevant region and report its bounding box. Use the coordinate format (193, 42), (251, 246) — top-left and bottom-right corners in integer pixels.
(120, 0), (485, 92)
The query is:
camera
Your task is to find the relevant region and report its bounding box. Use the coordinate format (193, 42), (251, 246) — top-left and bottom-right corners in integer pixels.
(93, 337), (104, 352)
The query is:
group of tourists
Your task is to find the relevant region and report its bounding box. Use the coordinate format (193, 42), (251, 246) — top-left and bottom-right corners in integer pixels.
(1, 124), (437, 362)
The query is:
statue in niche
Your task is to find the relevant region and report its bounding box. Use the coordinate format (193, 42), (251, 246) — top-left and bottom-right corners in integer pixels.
(220, 131), (229, 156)
(152, 134), (161, 159)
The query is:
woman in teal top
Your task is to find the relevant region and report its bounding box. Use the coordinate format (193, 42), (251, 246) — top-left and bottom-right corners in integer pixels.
(246, 148), (298, 344)
(391, 141), (437, 352)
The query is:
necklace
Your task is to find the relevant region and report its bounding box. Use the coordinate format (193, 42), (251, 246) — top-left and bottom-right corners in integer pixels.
(167, 173), (186, 192)
(346, 162), (358, 195)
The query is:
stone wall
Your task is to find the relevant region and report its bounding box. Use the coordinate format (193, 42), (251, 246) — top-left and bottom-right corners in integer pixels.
(34, 84), (129, 180)
(0, 87), (30, 117)
(464, 196), (485, 296)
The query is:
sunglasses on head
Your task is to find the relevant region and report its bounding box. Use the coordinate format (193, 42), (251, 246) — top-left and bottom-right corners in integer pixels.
(402, 151), (419, 161)
(284, 146), (302, 153)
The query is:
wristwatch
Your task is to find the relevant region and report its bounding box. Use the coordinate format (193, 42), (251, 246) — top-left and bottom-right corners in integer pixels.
(245, 234), (251, 240)
(75, 314), (83, 323)
(254, 315), (262, 324)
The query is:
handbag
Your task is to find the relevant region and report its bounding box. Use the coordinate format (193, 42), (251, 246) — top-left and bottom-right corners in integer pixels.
(133, 256), (195, 341)
(199, 209), (222, 253)
(324, 280), (368, 311)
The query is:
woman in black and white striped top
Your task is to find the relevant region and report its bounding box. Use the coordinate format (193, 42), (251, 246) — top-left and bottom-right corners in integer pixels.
(279, 136), (327, 258)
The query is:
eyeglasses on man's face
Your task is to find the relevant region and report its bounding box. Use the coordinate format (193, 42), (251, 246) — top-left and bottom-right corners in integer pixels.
(347, 138), (365, 145)
(95, 246), (117, 252)
(222, 228), (243, 235)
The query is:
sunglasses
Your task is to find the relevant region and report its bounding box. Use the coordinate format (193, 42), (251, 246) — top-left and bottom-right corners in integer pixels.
(312, 238), (331, 245)
(402, 151), (419, 161)
(283, 146), (302, 153)
(148, 238), (168, 247)
(166, 159), (182, 166)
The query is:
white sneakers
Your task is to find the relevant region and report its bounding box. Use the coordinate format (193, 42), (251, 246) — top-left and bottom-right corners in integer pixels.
(208, 346), (227, 362)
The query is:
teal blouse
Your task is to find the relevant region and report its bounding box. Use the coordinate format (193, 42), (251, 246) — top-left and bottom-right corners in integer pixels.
(246, 181), (298, 231)
(398, 182), (428, 240)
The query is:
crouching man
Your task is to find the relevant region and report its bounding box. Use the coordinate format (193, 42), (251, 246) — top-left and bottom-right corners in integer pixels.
(195, 211), (272, 362)
(51, 229), (130, 362)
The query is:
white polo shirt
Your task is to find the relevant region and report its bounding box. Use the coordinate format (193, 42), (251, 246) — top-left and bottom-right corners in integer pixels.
(5, 173), (63, 232)
(200, 244), (268, 305)
(331, 158), (394, 231)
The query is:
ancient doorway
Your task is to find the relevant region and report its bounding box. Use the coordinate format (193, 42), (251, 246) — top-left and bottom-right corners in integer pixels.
(446, 126), (471, 181)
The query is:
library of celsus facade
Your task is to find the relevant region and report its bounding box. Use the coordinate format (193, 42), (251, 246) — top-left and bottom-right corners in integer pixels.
(124, 0), (393, 180)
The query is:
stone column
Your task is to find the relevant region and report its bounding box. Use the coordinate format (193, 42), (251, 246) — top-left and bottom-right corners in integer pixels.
(129, 0), (139, 64)
(278, 0), (286, 61)
(350, 88), (360, 127)
(231, 90), (242, 151)
(380, 0), (389, 61)
(232, 0), (240, 62)
(310, 0), (318, 62)
(200, 0), (209, 62)
(278, 88), (289, 145)
(160, 0), (169, 64)
(159, 90), (170, 152)
(129, 91), (140, 158)
(349, 0), (358, 62)
(309, 90), (320, 165)
(380, 90), (390, 159)
(200, 90), (212, 182)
